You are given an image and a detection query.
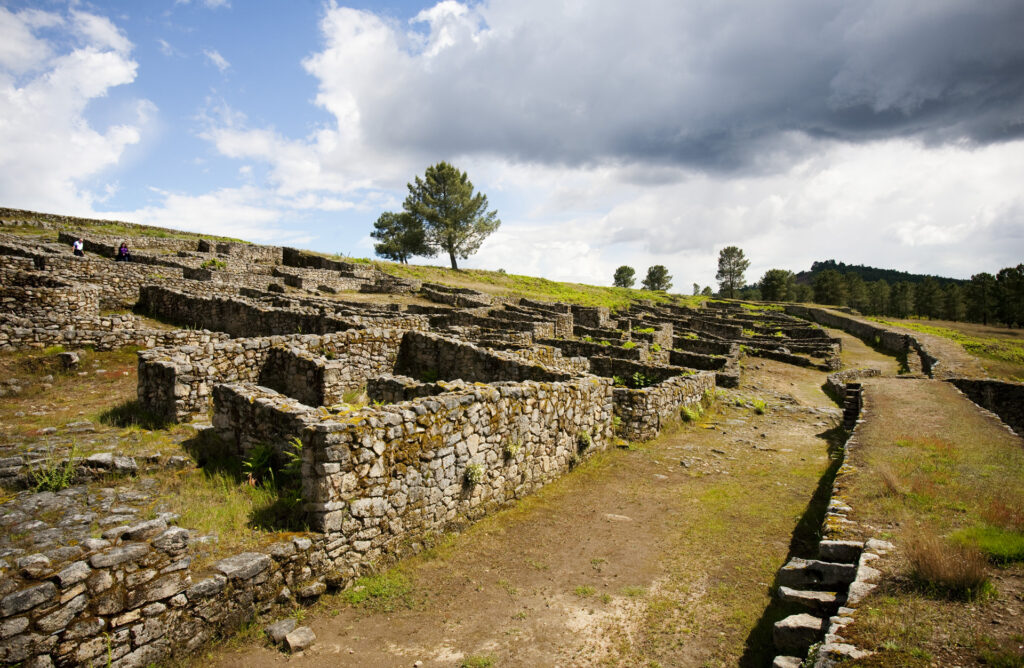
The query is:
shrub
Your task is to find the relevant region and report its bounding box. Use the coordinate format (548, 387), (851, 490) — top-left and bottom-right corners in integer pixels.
(906, 531), (990, 599)
(577, 430), (592, 450)
(200, 258), (227, 270)
(752, 399), (767, 415)
(464, 463), (484, 485)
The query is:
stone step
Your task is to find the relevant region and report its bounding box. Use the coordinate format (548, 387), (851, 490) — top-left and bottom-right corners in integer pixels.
(777, 558), (858, 590)
(777, 585), (842, 615)
(819, 539), (863, 564)
(774, 613), (825, 655)
(772, 656), (803, 668)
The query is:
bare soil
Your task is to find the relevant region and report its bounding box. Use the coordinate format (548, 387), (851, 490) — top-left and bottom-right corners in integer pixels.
(203, 358), (856, 668)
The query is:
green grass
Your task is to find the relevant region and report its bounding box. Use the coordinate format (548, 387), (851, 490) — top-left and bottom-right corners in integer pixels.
(460, 655), (495, 668)
(951, 525), (1024, 564)
(4, 215), (247, 243)
(356, 260), (708, 311)
(871, 318), (1024, 374)
(574, 585), (596, 597)
(341, 570), (416, 612)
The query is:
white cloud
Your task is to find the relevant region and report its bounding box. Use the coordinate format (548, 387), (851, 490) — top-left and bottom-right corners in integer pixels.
(203, 48), (229, 72)
(71, 10), (132, 55)
(0, 8), (62, 73)
(106, 186), (306, 244)
(0, 8), (149, 214)
(175, 0), (231, 9)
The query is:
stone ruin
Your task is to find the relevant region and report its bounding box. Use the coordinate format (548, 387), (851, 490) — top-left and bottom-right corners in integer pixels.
(0, 208), (863, 666)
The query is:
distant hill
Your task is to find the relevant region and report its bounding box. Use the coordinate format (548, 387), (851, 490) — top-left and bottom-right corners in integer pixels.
(795, 260), (966, 286)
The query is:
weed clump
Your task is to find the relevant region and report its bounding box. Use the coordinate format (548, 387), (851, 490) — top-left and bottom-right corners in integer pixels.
(464, 463), (484, 485)
(906, 531), (990, 600)
(30, 446), (78, 492)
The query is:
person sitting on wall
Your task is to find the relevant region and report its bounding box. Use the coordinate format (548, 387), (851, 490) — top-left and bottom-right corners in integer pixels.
(116, 241), (131, 262)
(72, 238), (84, 256)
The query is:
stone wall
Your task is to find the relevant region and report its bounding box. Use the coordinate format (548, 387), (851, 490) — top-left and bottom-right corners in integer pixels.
(138, 329), (405, 422)
(785, 305), (940, 377)
(272, 267), (368, 293)
(570, 305), (612, 329)
(395, 331), (571, 384)
(421, 284), (494, 308)
(138, 286), (426, 338)
(672, 337), (735, 356)
(611, 371), (715, 442)
(537, 338), (645, 363)
(280, 248), (376, 279)
(257, 332), (406, 408)
(948, 378), (1024, 437)
(300, 375), (615, 535)
(1, 271), (100, 321)
(207, 240), (282, 264)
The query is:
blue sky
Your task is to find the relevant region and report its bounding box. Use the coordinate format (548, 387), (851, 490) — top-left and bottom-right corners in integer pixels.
(2, 0), (1023, 289)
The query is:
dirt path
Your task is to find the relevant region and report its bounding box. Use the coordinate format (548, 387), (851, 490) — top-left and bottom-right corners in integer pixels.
(204, 358), (889, 668)
(826, 327), (903, 376)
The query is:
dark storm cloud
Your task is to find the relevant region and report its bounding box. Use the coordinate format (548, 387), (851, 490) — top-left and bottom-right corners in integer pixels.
(312, 0), (1024, 173)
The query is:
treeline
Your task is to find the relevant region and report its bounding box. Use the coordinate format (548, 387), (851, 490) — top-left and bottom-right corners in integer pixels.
(796, 260), (963, 287)
(744, 264), (1024, 327)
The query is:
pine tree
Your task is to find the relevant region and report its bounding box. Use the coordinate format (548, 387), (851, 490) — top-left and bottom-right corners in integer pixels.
(715, 246), (749, 298)
(404, 162), (500, 269)
(370, 211), (432, 263)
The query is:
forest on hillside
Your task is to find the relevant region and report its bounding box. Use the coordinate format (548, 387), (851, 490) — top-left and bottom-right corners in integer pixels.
(745, 261), (1024, 327)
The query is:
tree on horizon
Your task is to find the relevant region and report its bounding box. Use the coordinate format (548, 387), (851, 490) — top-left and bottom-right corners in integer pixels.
(370, 211), (433, 263)
(403, 162), (500, 269)
(716, 246), (749, 298)
(613, 265), (636, 288)
(642, 265), (672, 291)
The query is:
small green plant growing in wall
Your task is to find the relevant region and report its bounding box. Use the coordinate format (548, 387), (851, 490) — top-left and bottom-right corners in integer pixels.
(752, 399), (767, 415)
(630, 372), (649, 388)
(599, 339), (611, 346)
(464, 463), (484, 486)
(577, 430), (592, 450)
(650, 343), (661, 352)
(622, 340), (636, 350)
(503, 439), (522, 459)
(681, 404), (703, 423)
(201, 258), (227, 270)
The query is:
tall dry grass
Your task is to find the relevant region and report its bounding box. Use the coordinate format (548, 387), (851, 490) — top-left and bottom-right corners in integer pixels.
(905, 530), (989, 600)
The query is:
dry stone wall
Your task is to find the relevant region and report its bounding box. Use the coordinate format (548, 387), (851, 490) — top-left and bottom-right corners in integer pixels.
(394, 331), (572, 384)
(257, 332), (406, 408)
(612, 371), (715, 442)
(299, 375), (615, 536)
(948, 378), (1024, 437)
(785, 305), (940, 376)
(138, 329), (405, 422)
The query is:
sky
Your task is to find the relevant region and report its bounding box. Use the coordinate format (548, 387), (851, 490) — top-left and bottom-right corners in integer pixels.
(1, 0), (1023, 291)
